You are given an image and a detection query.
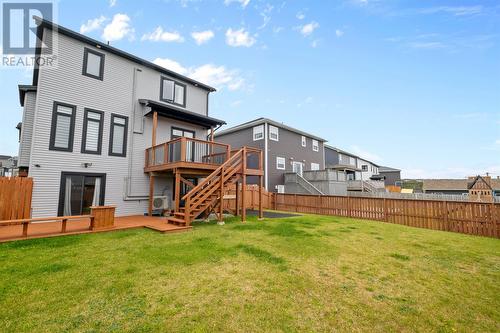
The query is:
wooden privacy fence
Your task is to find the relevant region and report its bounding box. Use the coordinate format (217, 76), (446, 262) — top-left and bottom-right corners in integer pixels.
(275, 193), (500, 238)
(0, 177), (33, 220)
(223, 184), (274, 212)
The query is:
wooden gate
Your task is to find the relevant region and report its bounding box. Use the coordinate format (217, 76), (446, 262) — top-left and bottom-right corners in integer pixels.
(0, 177), (33, 220)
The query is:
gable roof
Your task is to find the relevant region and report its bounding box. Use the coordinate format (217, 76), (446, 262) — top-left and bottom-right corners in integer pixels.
(31, 16), (215, 92)
(423, 178), (500, 191)
(324, 144), (380, 167)
(467, 175), (493, 190)
(215, 117), (327, 142)
(379, 166), (401, 173)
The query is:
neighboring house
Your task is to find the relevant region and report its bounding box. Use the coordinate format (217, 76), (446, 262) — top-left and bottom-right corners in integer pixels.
(423, 177), (500, 197)
(379, 166), (401, 187)
(0, 155), (11, 176)
(17, 17), (229, 218)
(214, 118), (326, 192)
(467, 175), (494, 202)
(324, 145), (385, 192)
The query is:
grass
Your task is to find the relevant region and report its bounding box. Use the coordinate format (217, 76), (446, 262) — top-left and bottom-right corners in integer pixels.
(0, 214), (499, 332)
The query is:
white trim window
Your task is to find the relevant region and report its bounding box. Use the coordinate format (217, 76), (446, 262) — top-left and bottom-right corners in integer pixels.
(311, 163), (320, 171)
(312, 139), (319, 152)
(253, 125), (264, 141)
(301, 136), (306, 147)
(269, 125), (279, 141)
(276, 185), (285, 193)
(276, 156), (286, 170)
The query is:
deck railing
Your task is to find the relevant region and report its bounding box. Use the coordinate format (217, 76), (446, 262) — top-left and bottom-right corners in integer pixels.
(145, 137), (231, 169)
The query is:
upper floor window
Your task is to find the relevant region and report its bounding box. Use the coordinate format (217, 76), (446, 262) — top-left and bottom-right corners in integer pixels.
(81, 109), (104, 155)
(269, 125), (279, 141)
(349, 157), (355, 165)
(160, 77), (186, 107)
(338, 154), (343, 163)
(82, 48), (105, 80)
(109, 114), (128, 157)
(253, 125), (264, 141)
(312, 139), (319, 152)
(362, 165), (368, 171)
(301, 136), (306, 147)
(49, 102), (76, 152)
(276, 156), (286, 170)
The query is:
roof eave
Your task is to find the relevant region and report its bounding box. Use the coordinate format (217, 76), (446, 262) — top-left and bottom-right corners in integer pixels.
(33, 16), (216, 92)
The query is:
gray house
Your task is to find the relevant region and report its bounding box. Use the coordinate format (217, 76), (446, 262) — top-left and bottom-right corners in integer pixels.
(379, 166), (401, 187)
(215, 118), (326, 192)
(17, 17), (226, 218)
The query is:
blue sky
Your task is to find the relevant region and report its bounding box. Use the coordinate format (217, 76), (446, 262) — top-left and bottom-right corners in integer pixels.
(1, 0), (499, 178)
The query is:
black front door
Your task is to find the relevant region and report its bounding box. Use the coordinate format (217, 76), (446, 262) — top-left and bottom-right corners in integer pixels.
(58, 172), (106, 216)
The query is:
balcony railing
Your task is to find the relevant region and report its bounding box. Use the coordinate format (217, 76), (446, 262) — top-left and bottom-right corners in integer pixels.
(145, 137), (231, 170)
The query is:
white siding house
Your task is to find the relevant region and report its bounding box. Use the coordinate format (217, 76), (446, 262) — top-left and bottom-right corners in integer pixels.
(18, 18), (223, 217)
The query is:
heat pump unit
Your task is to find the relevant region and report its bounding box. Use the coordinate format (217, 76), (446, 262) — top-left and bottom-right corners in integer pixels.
(152, 196), (170, 210)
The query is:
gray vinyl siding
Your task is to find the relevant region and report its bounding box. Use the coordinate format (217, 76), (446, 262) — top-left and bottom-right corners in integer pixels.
(380, 170), (401, 186)
(18, 91), (36, 167)
(215, 127), (264, 186)
(267, 126), (324, 191)
(215, 122), (325, 192)
(28, 29), (208, 217)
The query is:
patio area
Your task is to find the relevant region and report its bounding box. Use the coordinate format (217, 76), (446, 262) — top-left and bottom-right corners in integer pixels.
(0, 215), (191, 243)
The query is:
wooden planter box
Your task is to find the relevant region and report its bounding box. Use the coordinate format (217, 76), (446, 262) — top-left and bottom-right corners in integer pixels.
(90, 206), (116, 230)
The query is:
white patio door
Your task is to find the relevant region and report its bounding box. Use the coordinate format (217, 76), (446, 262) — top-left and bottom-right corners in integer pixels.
(292, 161), (304, 177)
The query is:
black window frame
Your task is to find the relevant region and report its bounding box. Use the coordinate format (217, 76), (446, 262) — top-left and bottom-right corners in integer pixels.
(49, 101), (77, 152)
(362, 165), (368, 171)
(108, 114), (129, 157)
(81, 108), (104, 155)
(57, 171), (106, 216)
(82, 47), (105, 81)
(170, 126), (195, 140)
(160, 76), (187, 108)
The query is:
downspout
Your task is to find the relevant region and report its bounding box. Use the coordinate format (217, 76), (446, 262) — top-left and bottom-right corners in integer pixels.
(264, 122), (268, 190)
(124, 67), (148, 200)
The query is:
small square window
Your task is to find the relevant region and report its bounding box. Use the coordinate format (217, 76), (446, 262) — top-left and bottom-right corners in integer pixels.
(269, 125), (279, 141)
(160, 77), (186, 107)
(311, 163), (320, 171)
(253, 125), (264, 141)
(362, 165), (368, 171)
(82, 48), (105, 80)
(276, 156), (286, 170)
(301, 136), (306, 147)
(312, 139), (319, 152)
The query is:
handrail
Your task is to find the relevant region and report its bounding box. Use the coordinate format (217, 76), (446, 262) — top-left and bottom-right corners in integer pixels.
(181, 147), (244, 201)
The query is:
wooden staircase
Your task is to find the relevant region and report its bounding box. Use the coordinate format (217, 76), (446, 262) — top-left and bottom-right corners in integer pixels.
(167, 147), (246, 226)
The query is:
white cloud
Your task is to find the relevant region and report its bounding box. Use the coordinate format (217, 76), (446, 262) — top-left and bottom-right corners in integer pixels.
(109, 0), (117, 7)
(225, 28), (256, 47)
(335, 29), (344, 37)
(296, 12), (305, 20)
(407, 41), (446, 49)
(152, 58), (188, 75)
(142, 26), (184, 43)
(102, 14), (134, 42)
(258, 3), (274, 29)
(80, 16), (107, 35)
(349, 145), (382, 163)
(230, 100), (242, 107)
(224, 0), (250, 8)
(191, 30), (214, 45)
(495, 139), (500, 145)
(273, 26), (284, 34)
(299, 21), (319, 37)
(311, 39), (320, 48)
(418, 6), (483, 16)
(153, 58), (246, 91)
(80, 16), (107, 34)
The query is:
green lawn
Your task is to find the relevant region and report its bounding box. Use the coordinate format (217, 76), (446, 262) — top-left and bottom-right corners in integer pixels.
(0, 214), (499, 332)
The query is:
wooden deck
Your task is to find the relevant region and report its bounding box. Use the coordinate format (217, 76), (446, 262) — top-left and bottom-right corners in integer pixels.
(0, 215), (191, 243)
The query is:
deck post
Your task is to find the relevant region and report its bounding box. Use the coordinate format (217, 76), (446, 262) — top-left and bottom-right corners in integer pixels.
(258, 175), (263, 220)
(235, 181), (239, 216)
(180, 137), (186, 162)
(219, 166), (224, 222)
(175, 171), (181, 212)
(241, 148), (247, 223)
(210, 126), (214, 142)
(148, 174), (155, 216)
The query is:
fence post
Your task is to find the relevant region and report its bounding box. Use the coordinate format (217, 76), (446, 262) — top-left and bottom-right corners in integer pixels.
(383, 198), (388, 222)
(347, 197), (352, 218)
